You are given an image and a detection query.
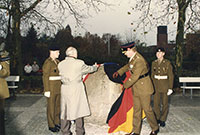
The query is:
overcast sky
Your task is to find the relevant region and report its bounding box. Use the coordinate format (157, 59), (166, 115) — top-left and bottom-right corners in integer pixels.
(57, 0), (177, 45)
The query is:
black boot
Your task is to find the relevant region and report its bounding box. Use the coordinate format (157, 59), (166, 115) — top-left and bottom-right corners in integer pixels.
(160, 121), (166, 127)
(49, 127), (59, 132)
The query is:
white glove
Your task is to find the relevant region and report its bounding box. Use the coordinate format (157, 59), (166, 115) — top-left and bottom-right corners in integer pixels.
(82, 74), (87, 80)
(44, 91), (50, 98)
(167, 89), (173, 96)
(0, 64), (2, 70)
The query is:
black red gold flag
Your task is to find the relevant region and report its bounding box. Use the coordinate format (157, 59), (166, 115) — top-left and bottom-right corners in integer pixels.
(104, 63), (145, 134)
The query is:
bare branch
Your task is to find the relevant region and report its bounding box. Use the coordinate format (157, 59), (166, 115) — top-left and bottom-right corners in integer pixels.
(21, 0), (43, 17)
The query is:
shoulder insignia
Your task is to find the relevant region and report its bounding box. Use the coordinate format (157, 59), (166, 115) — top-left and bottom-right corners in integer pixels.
(5, 61), (9, 65)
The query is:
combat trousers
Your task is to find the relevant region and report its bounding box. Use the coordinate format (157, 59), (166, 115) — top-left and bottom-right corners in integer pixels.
(0, 99), (5, 135)
(61, 117), (85, 135)
(132, 94), (158, 134)
(153, 91), (168, 122)
(47, 93), (60, 128)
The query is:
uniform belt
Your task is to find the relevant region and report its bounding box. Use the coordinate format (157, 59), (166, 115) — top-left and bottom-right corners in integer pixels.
(49, 76), (61, 80)
(139, 72), (149, 80)
(154, 75), (168, 80)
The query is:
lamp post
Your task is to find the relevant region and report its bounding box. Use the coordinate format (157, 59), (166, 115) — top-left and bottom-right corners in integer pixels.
(105, 34), (111, 56)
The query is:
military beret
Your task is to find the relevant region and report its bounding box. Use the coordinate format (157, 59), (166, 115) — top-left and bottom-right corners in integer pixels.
(156, 47), (165, 52)
(49, 45), (60, 51)
(120, 41), (135, 53)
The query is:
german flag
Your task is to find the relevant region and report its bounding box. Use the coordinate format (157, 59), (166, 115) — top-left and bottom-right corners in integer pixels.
(106, 72), (134, 133)
(105, 64), (145, 134)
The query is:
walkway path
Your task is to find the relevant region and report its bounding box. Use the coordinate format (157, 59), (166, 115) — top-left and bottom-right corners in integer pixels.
(5, 92), (200, 135)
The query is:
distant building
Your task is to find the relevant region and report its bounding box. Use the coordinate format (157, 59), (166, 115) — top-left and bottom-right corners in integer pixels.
(157, 26), (168, 48)
(152, 26), (175, 54)
(155, 26), (200, 57)
(185, 33), (200, 56)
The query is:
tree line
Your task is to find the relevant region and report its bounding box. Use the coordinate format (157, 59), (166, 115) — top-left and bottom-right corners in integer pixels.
(1, 0), (199, 77)
(4, 24), (130, 75)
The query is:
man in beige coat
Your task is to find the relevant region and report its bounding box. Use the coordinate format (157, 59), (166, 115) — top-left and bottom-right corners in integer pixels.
(113, 42), (159, 135)
(58, 46), (98, 135)
(0, 42), (10, 135)
(42, 45), (61, 132)
(151, 47), (174, 127)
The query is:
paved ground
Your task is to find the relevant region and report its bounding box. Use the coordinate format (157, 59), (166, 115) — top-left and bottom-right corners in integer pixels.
(5, 91), (200, 135)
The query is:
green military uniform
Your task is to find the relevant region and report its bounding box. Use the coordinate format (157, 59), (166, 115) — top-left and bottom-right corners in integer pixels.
(42, 57), (61, 128)
(0, 53), (10, 135)
(151, 58), (174, 122)
(117, 52), (159, 134)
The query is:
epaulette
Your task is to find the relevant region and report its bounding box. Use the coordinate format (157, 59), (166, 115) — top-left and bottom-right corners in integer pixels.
(163, 59), (170, 64)
(5, 61), (9, 64)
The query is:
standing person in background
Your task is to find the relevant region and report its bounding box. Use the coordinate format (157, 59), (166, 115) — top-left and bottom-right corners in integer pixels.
(0, 42), (10, 135)
(32, 61), (39, 75)
(24, 63), (32, 76)
(58, 46), (99, 135)
(113, 42), (159, 135)
(42, 45), (61, 133)
(151, 47), (174, 127)
(31, 61), (40, 89)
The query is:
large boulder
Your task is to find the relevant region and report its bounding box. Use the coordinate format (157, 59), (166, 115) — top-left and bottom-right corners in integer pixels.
(84, 66), (122, 124)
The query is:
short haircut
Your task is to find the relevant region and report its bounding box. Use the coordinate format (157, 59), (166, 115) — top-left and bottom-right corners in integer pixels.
(66, 46), (77, 57)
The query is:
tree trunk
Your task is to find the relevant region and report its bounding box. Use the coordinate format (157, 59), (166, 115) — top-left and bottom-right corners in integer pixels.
(175, 0), (187, 77)
(12, 0), (23, 75)
(5, 13), (16, 74)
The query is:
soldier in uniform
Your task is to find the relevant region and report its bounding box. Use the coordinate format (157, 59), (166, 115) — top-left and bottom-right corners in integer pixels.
(113, 42), (159, 135)
(151, 47), (174, 127)
(0, 42), (10, 135)
(42, 45), (61, 132)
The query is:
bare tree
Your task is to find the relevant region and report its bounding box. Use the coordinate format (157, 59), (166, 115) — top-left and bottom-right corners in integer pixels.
(128, 0), (200, 76)
(0, 0), (110, 75)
